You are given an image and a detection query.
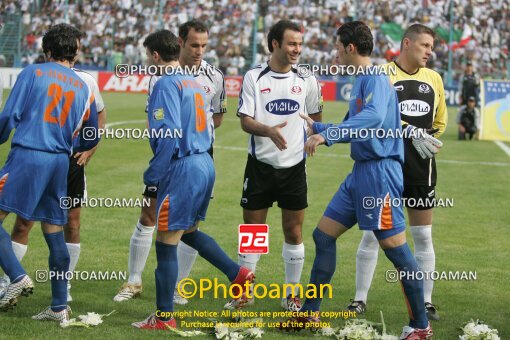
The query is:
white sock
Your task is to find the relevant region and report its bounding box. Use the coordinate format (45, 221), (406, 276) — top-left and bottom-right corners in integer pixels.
(411, 225), (435, 303)
(282, 242), (304, 297)
(176, 241), (198, 286)
(66, 243), (81, 289)
(354, 231), (379, 303)
(2, 242), (28, 282)
(238, 253), (261, 273)
(66, 243), (81, 273)
(128, 221), (155, 285)
(11, 241), (27, 262)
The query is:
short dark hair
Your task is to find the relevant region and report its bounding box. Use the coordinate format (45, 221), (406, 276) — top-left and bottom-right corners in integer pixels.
(336, 21), (373, 56)
(267, 20), (301, 53)
(143, 30), (180, 62)
(400, 24), (435, 50)
(42, 24), (83, 63)
(178, 20), (209, 43)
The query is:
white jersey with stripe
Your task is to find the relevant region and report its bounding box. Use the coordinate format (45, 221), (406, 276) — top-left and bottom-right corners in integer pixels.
(237, 62), (323, 169)
(72, 68), (105, 113)
(144, 60), (226, 144)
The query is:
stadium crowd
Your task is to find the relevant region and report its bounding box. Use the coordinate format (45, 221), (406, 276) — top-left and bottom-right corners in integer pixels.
(0, 0), (508, 79)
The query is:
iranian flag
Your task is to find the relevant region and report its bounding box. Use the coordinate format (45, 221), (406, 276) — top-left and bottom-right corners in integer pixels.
(436, 23), (474, 50)
(381, 22), (405, 59)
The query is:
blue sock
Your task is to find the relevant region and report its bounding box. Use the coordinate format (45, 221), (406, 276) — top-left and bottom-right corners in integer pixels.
(155, 241), (177, 321)
(181, 230), (239, 281)
(301, 228), (337, 313)
(43, 231), (70, 312)
(0, 222), (26, 282)
(384, 243), (428, 329)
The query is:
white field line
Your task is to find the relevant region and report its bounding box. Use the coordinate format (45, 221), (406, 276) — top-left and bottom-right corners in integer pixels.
(494, 141), (510, 158)
(105, 120), (510, 167)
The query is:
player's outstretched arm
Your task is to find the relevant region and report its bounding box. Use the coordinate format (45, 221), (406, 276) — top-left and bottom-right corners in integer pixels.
(239, 114), (288, 151)
(313, 77), (389, 147)
(304, 134), (325, 157)
(300, 113), (326, 156)
(237, 72), (287, 150)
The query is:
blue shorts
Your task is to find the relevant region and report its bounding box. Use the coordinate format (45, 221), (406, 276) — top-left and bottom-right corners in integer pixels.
(324, 159), (405, 236)
(0, 147), (69, 225)
(156, 152), (215, 231)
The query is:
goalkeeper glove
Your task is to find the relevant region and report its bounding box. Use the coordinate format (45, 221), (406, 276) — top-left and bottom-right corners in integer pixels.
(403, 124), (443, 159)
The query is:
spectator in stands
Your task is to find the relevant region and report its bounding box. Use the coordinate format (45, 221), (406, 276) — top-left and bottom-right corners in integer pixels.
(457, 96), (480, 140)
(3, 0), (508, 77)
(459, 62), (481, 106)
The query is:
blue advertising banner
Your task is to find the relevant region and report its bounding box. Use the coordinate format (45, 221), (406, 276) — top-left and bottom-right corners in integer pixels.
(479, 80), (510, 141)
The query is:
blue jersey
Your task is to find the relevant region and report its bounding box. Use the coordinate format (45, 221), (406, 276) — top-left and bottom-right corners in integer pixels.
(313, 73), (403, 163)
(0, 63), (99, 154)
(144, 74), (211, 186)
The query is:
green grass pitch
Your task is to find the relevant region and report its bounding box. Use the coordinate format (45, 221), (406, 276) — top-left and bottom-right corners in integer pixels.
(0, 90), (509, 339)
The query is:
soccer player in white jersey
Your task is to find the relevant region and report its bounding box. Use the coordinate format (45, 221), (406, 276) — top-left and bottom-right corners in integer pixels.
(114, 21), (227, 303)
(0, 66), (106, 302)
(225, 20), (323, 311)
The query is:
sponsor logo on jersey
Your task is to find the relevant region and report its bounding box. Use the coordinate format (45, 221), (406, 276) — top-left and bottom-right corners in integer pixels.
(418, 84), (431, 93)
(203, 85), (211, 94)
(153, 108), (164, 120)
(428, 189), (435, 197)
(265, 99), (300, 115)
(291, 86), (302, 94)
(260, 88), (271, 94)
(399, 100), (431, 117)
(394, 85), (404, 91)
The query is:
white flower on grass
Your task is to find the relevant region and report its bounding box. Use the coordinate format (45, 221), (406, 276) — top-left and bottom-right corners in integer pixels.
(245, 328), (264, 338)
(215, 323), (230, 339)
(335, 319), (399, 340)
(318, 327), (336, 337)
(460, 320), (500, 340)
(165, 326), (207, 337)
(60, 318), (77, 328)
(229, 332), (244, 340)
(78, 312), (104, 326)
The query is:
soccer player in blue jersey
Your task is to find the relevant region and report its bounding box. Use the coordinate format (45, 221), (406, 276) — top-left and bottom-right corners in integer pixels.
(281, 22), (432, 339)
(131, 31), (253, 331)
(0, 24), (98, 322)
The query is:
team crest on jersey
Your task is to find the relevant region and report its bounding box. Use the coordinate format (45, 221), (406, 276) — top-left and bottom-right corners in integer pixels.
(153, 108), (164, 120)
(418, 84), (431, 94)
(203, 86), (211, 94)
(265, 99), (299, 115)
(291, 86), (302, 95)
